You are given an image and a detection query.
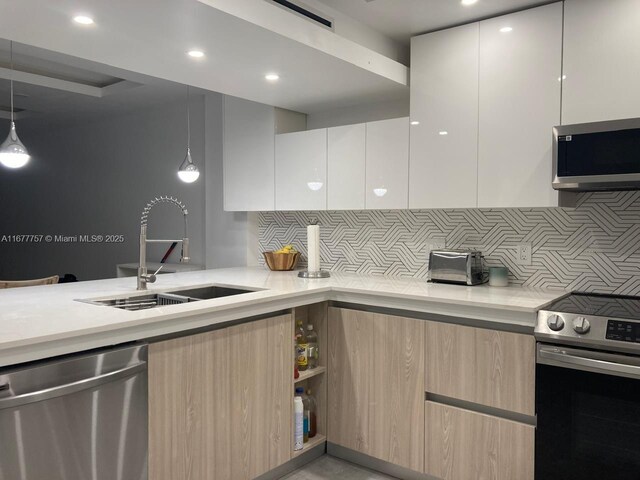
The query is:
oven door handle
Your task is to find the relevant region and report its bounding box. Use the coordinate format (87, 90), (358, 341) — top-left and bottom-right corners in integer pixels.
(538, 346), (640, 379)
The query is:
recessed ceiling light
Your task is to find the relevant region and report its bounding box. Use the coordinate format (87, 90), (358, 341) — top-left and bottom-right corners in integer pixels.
(439, 131), (449, 136)
(410, 121), (420, 126)
(265, 73), (280, 81)
(73, 15), (94, 25)
(558, 74), (567, 82)
(499, 26), (513, 33)
(187, 50), (205, 58)
(461, 0), (478, 5)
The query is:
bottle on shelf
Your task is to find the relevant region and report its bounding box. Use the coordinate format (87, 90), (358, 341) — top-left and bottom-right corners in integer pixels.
(306, 324), (319, 369)
(296, 386), (310, 443)
(306, 388), (317, 438)
(294, 392), (304, 451)
(295, 319), (309, 372)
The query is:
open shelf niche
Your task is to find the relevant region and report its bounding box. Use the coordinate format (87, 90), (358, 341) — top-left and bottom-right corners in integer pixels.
(291, 302), (328, 457)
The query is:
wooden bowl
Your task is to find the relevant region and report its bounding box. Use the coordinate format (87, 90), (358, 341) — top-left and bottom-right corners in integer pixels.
(263, 251), (300, 271)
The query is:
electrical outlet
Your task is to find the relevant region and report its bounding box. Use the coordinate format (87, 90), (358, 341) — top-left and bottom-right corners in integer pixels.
(516, 243), (532, 266)
(425, 238), (446, 254)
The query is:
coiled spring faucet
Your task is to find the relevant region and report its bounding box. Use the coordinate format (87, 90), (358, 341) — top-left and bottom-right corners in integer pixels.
(137, 196), (190, 290)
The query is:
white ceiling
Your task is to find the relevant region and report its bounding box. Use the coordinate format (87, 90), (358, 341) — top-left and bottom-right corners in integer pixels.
(0, 40), (196, 128)
(0, 0), (409, 114)
(315, 0), (555, 43)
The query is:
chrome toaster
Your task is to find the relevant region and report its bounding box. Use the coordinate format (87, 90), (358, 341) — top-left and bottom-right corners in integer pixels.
(428, 249), (487, 286)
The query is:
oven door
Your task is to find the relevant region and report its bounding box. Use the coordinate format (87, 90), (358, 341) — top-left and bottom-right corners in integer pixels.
(536, 344), (640, 480)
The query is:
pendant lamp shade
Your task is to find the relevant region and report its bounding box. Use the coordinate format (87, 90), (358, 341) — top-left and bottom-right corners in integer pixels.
(178, 147), (199, 183)
(0, 121), (30, 169)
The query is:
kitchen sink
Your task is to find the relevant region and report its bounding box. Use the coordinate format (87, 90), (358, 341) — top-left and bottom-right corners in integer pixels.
(168, 285), (255, 300)
(80, 285), (258, 311)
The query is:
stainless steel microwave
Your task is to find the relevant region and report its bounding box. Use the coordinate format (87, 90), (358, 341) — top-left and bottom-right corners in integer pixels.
(553, 117), (640, 191)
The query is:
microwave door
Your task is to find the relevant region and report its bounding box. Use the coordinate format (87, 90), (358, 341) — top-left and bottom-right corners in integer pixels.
(553, 118), (640, 191)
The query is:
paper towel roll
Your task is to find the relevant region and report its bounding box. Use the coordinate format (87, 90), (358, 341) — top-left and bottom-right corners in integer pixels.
(307, 224), (320, 272)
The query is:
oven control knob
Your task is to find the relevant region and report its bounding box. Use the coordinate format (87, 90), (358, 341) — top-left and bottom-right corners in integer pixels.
(573, 316), (591, 334)
(547, 314), (564, 331)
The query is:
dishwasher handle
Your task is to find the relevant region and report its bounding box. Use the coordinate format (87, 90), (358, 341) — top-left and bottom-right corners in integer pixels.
(0, 361), (146, 410)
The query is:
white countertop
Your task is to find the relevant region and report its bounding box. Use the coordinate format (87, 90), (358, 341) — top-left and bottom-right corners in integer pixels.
(0, 267), (563, 367)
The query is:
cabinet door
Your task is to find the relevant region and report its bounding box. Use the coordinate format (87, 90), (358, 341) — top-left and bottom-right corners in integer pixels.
(563, 0), (640, 124)
(149, 329), (230, 480)
(425, 321), (535, 416)
(328, 307), (425, 472)
(365, 118), (409, 209)
(149, 314), (292, 480)
(410, 23), (479, 209)
(228, 315), (293, 479)
(327, 124), (366, 210)
(477, 3), (562, 207)
(223, 96), (275, 211)
(275, 129), (327, 210)
(425, 401), (534, 480)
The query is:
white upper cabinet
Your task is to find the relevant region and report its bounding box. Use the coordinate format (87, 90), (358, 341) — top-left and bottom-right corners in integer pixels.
(477, 3), (562, 208)
(328, 124), (366, 210)
(223, 96), (275, 211)
(365, 117), (409, 210)
(275, 129), (327, 211)
(410, 23), (479, 209)
(563, 0), (640, 125)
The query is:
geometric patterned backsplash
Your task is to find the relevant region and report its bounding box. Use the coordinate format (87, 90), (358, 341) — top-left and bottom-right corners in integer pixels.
(259, 191), (640, 295)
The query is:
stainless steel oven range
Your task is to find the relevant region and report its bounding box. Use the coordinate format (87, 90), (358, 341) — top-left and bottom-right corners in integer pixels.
(535, 293), (640, 480)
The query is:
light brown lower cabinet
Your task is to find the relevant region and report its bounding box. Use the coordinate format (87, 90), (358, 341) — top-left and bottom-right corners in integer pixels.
(424, 401), (534, 480)
(425, 321), (536, 416)
(327, 307), (425, 472)
(149, 314), (293, 480)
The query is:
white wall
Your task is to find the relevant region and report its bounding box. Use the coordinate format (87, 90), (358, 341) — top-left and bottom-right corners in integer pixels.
(306, 98), (409, 129)
(302, 0), (408, 64)
(205, 93), (249, 269)
(0, 93), (248, 281)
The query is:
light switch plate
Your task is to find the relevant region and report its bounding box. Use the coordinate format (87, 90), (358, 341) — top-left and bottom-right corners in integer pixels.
(516, 243), (532, 266)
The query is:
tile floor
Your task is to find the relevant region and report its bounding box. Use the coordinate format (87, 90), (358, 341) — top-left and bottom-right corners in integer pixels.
(280, 455), (397, 480)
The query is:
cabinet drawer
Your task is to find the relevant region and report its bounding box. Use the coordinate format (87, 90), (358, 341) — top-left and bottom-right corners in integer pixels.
(425, 321), (535, 415)
(425, 401), (534, 480)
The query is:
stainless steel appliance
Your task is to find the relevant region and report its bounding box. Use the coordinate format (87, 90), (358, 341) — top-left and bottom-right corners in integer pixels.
(428, 249), (487, 285)
(535, 293), (640, 479)
(0, 344), (148, 480)
(553, 117), (640, 191)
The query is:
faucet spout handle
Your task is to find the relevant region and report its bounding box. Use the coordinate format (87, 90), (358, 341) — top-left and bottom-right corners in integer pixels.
(152, 265), (164, 276)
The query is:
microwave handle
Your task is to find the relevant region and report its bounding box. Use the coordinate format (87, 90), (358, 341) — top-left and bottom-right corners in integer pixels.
(538, 345), (640, 380)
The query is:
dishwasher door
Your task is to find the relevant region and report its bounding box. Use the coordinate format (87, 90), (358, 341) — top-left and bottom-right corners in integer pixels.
(0, 344), (148, 480)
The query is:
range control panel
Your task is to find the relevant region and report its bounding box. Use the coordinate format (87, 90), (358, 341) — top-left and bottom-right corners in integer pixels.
(606, 320), (640, 343)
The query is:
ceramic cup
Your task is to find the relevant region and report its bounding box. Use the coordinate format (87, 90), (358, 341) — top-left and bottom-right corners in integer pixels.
(489, 266), (509, 287)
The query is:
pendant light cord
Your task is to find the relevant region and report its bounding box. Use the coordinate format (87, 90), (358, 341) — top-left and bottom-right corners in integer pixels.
(186, 86), (190, 150)
(9, 41), (14, 123)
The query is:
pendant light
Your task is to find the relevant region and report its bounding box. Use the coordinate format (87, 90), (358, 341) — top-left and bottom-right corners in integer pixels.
(0, 41), (30, 169)
(177, 86), (199, 183)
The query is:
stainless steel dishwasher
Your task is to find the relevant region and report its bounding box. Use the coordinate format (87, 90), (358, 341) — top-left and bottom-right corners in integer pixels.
(0, 344), (148, 480)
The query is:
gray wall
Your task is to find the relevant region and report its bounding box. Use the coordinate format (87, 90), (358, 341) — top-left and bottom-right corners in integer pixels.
(0, 95), (228, 281)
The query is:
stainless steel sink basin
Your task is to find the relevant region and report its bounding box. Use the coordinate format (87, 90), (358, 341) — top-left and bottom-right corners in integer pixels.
(90, 293), (198, 311)
(80, 285), (258, 311)
(169, 285), (255, 300)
